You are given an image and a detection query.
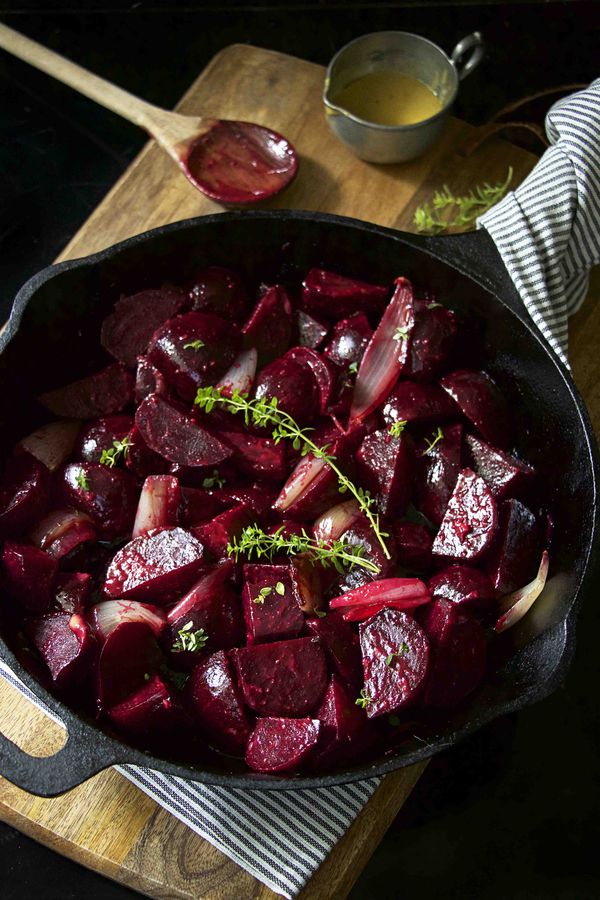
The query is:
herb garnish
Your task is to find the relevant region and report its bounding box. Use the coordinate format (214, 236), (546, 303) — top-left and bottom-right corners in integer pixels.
(422, 426), (444, 456)
(393, 326), (410, 342)
(389, 419), (407, 438)
(75, 469), (90, 491)
(385, 642), (409, 666)
(355, 689), (373, 709)
(414, 167), (513, 235)
(314, 609), (327, 618)
(183, 339), (205, 350)
(228, 524), (379, 574)
(202, 469), (226, 489)
(100, 436), (133, 468)
(253, 586), (272, 605)
(172, 621), (208, 653)
(195, 387), (390, 559)
(275, 581), (286, 596)
(348, 361), (359, 375)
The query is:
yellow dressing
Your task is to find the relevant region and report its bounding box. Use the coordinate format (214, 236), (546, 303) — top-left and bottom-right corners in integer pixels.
(331, 71), (442, 126)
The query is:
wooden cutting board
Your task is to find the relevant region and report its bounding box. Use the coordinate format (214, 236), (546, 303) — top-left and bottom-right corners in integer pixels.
(2, 42), (589, 900)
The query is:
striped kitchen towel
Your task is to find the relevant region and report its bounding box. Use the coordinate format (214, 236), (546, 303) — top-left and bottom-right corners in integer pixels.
(478, 77), (600, 367)
(2, 79), (600, 900)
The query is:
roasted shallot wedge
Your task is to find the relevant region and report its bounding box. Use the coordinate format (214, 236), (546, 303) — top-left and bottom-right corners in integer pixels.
(313, 500), (362, 544)
(19, 420), (80, 472)
(90, 599), (167, 641)
(132, 475), (181, 538)
(329, 578), (430, 611)
(495, 550), (549, 633)
(216, 347), (258, 398)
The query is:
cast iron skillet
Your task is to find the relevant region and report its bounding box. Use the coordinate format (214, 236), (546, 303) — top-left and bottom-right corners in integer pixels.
(0, 210), (598, 797)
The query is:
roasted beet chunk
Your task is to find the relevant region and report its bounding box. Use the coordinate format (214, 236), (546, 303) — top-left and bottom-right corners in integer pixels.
(97, 621), (163, 708)
(242, 563), (304, 644)
(432, 469), (497, 562)
(323, 313), (372, 370)
(125, 424), (170, 479)
(394, 522), (433, 570)
(193, 503), (253, 561)
(26, 612), (95, 689)
(188, 266), (248, 321)
(135, 394), (232, 467)
(101, 287), (188, 368)
(254, 351), (319, 425)
(185, 650), (251, 755)
(428, 565), (494, 610)
(74, 415), (133, 464)
(485, 498), (540, 595)
(465, 434), (535, 500)
(246, 717), (320, 773)
(284, 348), (337, 414)
(382, 380), (458, 426)
(440, 369), (510, 449)
(314, 675), (368, 766)
(104, 527), (206, 602)
(302, 268), (388, 320)
(0, 451), (50, 538)
(333, 517), (397, 594)
(405, 303), (457, 381)
(1, 542), (57, 613)
(134, 355), (170, 404)
(108, 674), (178, 735)
(297, 310), (329, 350)
(217, 424), (287, 482)
(60, 463), (138, 540)
(359, 609), (430, 718)
(148, 311), (240, 402)
(241, 285), (292, 365)
(39, 363), (134, 419)
(421, 601), (487, 708)
(305, 613), (363, 687)
(416, 422), (463, 526)
(53, 572), (92, 614)
(357, 427), (413, 517)
(230, 636), (327, 716)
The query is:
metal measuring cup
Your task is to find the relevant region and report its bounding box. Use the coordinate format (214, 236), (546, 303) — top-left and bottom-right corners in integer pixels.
(323, 31), (484, 163)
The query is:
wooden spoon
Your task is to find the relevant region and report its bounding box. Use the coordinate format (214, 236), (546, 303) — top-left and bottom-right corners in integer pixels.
(0, 23), (299, 206)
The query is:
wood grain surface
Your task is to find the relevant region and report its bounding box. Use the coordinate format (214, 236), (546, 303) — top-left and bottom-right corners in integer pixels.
(0, 42), (579, 900)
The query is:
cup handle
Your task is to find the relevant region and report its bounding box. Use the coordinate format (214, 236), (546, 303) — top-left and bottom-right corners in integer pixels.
(451, 32), (485, 81)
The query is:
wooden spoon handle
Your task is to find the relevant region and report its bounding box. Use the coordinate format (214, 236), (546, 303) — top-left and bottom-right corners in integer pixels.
(0, 22), (159, 131)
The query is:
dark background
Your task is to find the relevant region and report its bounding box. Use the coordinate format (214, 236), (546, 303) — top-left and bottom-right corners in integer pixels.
(1, 2), (599, 898)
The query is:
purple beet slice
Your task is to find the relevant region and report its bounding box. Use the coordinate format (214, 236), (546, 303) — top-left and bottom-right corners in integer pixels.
(108, 674), (177, 735)
(405, 303), (457, 381)
(357, 427), (414, 517)
(74, 415), (133, 463)
(124, 424), (170, 479)
(192, 503), (253, 561)
(26, 611), (95, 689)
(314, 675), (368, 766)
(39, 363), (134, 419)
(217, 425), (287, 482)
(465, 433), (535, 500)
(301, 268), (388, 320)
(297, 310), (329, 349)
(305, 613), (363, 687)
(1, 541), (57, 613)
(185, 650), (251, 755)
(242, 563), (304, 644)
(422, 604), (487, 708)
(394, 522), (433, 570)
(230, 636), (327, 716)
(440, 369), (510, 449)
(0, 451), (50, 538)
(428, 564), (495, 609)
(97, 621), (163, 709)
(101, 287), (188, 368)
(323, 313), (373, 370)
(147, 311), (240, 402)
(382, 380), (458, 427)
(19, 420), (80, 473)
(53, 572), (92, 614)
(432, 469), (497, 562)
(59, 463), (138, 540)
(104, 527), (206, 602)
(135, 394), (232, 467)
(241, 284), (293, 365)
(416, 422), (463, 526)
(245, 717), (320, 773)
(188, 266), (248, 321)
(254, 351), (320, 425)
(135, 355), (170, 404)
(359, 608), (430, 718)
(485, 498), (540, 595)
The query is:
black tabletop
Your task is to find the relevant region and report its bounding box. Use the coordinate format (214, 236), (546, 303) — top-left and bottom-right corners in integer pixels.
(1, 3), (599, 899)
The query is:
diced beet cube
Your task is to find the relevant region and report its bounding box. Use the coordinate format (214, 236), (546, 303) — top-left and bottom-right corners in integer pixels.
(192, 503), (253, 562)
(405, 304), (457, 381)
(423, 606), (487, 708)
(132, 475), (181, 538)
(101, 286), (188, 368)
(465, 434), (535, 500)
(241, 284), (293, 365)
(53, 572), (92, 614)
(104, 527), (206, 602)
(147, 312), (240, 402)
(297, 310), (329, 349)
(178, 486), (231, 527)
(125, 424), (170, 479)
(26, 612), (95, 689)
(289, 553), (324, 615)
(357, 428), (413, 517)
(218, 426), (288, 482)
(382, 380), (458, 427)
(284, 348), (338, 414)
(416, 422), (463, 526)
(314, 675), (368, 766)
(254, 352), (319, 425)
(90, 599), (167, 641)
(432, 469), (497, 562)
(305, 612), (363, 687)
(323, 313), (373, 370)
(29, 508), (97, 560)
(2, 541), (57, 613)
(134, 355), (170, 404)
(135, 394), (232, 467)
(359, 609), (430, 718)
(97, 621), (163, 709)
(0, 451), (50, 538)
(19, 420), (80, 473)
(74, 415), (133, 463)
(108, 674), (177, 735)
(301, 268), (388, 321)
(60, 463), (138, 540)
(428, 565), (495, 609)
(440, 369), (510, 449)
(485, 498), (540, 595)
(211, 482), (279, 520)
(230, 636), (327, 716)
(419, 597), (457, 646)
(188, 266), (249, 322)
(242, 563), (304, 644)
(184, 651), (251, 755)
(394, 522), (433, 570)
(246, 717), (320, 773)
(39, 363), (134, 419)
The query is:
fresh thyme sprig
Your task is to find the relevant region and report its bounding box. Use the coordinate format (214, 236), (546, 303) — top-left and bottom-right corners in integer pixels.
(172, 621), (208, 653)
(100, 436), (133, 468)
(75, 468), (90, 491)
(389, 419), (407, 438)
(202, 469), (226, 489)
(423, 426), (444, 456)
(385, 642), (409, 666)
(227, 524), (380, 574)
(183, 339), (205, 350)
(195, 386), (390, 559)
(355, 688), (373, 709)
(414, 167), (513, 235)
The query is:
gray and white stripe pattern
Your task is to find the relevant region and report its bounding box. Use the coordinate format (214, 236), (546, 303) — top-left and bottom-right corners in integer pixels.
(2, 79), (599, 899)
(478, 77), (600, 367)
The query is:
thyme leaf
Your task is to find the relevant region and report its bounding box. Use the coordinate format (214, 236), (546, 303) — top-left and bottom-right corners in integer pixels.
(414, 167), (513, 235)
(100, 436), (133, 468)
